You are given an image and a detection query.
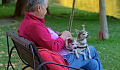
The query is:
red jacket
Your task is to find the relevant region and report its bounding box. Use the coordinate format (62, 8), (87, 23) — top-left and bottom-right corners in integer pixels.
(18, 12), (68, 70)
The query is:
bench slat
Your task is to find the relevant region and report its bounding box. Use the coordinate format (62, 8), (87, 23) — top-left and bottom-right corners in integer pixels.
(6, 29), (48, 70)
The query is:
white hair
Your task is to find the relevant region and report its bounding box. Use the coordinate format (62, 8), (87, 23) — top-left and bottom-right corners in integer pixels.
(27, 0), (48, 12)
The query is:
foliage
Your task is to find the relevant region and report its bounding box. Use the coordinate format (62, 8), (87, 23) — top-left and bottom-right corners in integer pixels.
(0, 3), (120, 70)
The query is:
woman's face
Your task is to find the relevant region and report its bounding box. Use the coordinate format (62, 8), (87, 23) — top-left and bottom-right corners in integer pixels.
(37, 4), (48, 18)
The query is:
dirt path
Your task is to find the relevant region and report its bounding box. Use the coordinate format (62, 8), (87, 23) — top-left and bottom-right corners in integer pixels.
(0, 20), (18, 27)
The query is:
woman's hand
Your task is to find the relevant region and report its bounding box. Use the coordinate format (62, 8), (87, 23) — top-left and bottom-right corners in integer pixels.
(60, 31), (72, 40)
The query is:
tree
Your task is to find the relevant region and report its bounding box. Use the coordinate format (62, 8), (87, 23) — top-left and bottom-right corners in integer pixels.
(14, 0), (51, 17)
(47, 7), (51, 15)
(14, 0), (27, 17)
(69, 0), (76, 32)
(2, 0), (10, 4)
(99, 0), (109, 40)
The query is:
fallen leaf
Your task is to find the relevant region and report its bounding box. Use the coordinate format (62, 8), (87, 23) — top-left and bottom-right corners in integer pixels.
(0, 44), (4, 46)
(13, 27), (16, 29)
(97, 51), (101, 53)
(25, 67), (32, 70)
(116, 43), (119, 45)
(2, 6), (5, 8)
(5, 64), (8, 68)
(11, 54), (14, 57)
(14, 63), (18, 66)
(0, 36), (5, 39)
(12, 63), (16, 68)
(0, 64), (3, 67)
(15, 58), (19, 61)
(15, 66), (22, 68)
(0, 51), (5, 54)
(6, 54), (14, 57)
(5, 63), (16, 68)
(6, 54), (8, 56)
(103, 48), (105, 50)
(104, 58), (106, 59)
(13, 50), (17, 52)
(18, 62), (21, 64)
(0, 55), (2, 57)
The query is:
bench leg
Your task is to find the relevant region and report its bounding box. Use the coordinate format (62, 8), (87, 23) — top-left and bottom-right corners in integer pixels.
(7, 46), (15, 70)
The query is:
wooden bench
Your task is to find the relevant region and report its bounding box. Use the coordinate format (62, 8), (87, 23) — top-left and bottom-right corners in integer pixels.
(6, 29), (81, 70)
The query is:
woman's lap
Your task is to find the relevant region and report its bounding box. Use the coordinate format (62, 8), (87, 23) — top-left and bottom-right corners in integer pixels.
(63, 46), (102, 70)
(82, 59), (99, 70)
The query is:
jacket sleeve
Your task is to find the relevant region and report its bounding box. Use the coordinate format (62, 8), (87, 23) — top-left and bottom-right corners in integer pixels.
(27, 23), (65, 52)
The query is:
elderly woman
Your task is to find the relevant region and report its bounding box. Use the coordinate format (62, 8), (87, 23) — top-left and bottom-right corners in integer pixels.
(18, 0), (103, 70)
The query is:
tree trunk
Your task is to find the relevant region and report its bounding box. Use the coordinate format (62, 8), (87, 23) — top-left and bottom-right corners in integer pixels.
(14, 0), (27, 17)
(47, 7), (51, 15)
(69, 0), (76, 32)
(14, 0), (50, 17)
(11, 0), (16, 3)
(99, 0), (109, 39)
(2, 0), (10, 4)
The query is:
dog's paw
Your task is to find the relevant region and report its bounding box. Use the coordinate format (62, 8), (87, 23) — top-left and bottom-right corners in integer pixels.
(76, 55), (79, 59)
(84, 56), (87, 60)
(89, 55), (92, 59)
(76, 56), (79, 59)
(84, 57), (87, 60)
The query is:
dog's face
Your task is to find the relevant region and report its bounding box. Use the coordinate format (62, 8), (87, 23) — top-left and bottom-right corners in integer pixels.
(75, 29), (89, 40)
(65, 37), (78, 50)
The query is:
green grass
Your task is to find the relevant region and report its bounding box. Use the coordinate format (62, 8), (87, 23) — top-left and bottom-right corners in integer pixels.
(0, 3), (16, 19)
(0, 0), (1, 4)
(0, 3), (120, 70)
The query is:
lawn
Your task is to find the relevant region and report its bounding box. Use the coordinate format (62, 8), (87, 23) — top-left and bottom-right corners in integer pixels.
(0, 2), (120, 70)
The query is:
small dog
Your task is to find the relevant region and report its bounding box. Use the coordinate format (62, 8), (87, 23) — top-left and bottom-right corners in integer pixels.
(64, 29), (91, 60)
(64, 37), (78, 53)
(74, 29), (92, 60)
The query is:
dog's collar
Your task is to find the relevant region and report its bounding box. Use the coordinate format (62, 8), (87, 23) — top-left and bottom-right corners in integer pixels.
(74, 46), (87, 49)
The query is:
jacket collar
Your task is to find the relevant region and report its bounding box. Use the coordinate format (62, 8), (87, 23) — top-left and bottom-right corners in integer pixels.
(25, 12), (45, 23)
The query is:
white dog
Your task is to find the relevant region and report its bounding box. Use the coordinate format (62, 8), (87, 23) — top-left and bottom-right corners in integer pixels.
(74, 29), (92, 60)
(64, 37), (78, 53)
(64, 29), (91, 60)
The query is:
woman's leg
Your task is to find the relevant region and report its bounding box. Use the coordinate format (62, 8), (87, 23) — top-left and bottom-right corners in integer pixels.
(63, 46), (103, 70)
(82, 59), (99, 70)
(63, 53), (91, 70)
(88, 46), (103, 70)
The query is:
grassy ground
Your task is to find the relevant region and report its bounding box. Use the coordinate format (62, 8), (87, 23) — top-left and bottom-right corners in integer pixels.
(0, 3), (120, 70)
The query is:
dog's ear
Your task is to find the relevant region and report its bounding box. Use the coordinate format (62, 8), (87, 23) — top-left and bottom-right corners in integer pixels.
(67, 38), (73, 43)
(75, 29), (79, 34)
(65, 37), (73, 47)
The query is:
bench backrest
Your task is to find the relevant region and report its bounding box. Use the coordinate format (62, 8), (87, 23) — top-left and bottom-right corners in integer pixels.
(6, 29), (48, 70)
